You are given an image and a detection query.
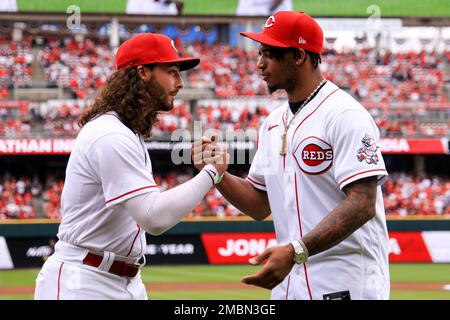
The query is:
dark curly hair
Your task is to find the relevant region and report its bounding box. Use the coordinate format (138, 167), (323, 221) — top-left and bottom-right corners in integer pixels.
(78, 65), (166, 138)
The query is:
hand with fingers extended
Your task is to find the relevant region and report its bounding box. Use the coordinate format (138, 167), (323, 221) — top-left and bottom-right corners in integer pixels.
(192, 136), (229, 177)
(241, 243), (295, 290)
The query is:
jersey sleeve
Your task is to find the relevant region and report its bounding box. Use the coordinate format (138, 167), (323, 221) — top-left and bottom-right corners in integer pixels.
(246, 122), (268, 191)
(86, 133), (159, 207)
(247, 148), (268, 191)
(328, 109), (388, 190)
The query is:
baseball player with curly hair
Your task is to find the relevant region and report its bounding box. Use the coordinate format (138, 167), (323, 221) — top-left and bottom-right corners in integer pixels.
(34, 33), (228, 300)
(197, 11), (390, 300)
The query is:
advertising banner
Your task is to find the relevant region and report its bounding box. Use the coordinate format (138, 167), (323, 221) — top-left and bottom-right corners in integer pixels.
(3, 237), (56, 268)
(388, 232), (433, 263)
(379, 138), (448, 154)
(0, 236), (14, 269)
(145, 234), (209, 265)
(2, 231), (449, 269)
(200, 232), (277, 264)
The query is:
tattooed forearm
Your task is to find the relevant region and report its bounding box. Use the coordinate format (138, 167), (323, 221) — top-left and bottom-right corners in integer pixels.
(302, 176), (377, 256)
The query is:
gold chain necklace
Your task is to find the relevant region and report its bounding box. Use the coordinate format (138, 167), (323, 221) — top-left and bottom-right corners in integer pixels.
(280, 79), (327, 156)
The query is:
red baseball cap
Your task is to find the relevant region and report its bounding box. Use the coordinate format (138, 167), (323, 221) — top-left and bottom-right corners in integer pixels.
(240, 11), (324, 54)
(115, 33), (200, 71)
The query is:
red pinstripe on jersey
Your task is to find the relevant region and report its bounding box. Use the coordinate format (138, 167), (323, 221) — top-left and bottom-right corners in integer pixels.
(126, 224), (141, 257)
(303, 264), (313, 299)
(285, 275), (291, 300)
(138, 227), (144, 257)
(57, 262), (64, 300)
(294, 174), (304, 238)
(294, 173), (313, 300)
(279, 110), (287, 171)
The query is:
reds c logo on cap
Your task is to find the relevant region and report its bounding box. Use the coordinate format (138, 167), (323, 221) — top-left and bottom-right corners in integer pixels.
(293, 137), (333, 175)
(265, 16), (275, 28)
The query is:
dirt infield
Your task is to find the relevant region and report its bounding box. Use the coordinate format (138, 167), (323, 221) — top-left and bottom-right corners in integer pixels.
(1, 282), (449, 295)
(145, 282), (251, 291)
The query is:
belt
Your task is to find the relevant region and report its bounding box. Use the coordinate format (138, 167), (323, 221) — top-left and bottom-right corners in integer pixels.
(82, 252), (140, 278)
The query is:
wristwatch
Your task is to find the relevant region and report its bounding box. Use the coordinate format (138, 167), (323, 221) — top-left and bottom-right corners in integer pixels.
(290, 239), (309, 264)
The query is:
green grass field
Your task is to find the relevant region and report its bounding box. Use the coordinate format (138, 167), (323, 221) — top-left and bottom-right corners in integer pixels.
(0, 264), (449, 300)
(16, 0), (450, 17)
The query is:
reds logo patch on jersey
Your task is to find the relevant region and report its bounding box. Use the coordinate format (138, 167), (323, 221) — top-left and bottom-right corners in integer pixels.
(357, 134), (379, 164)
(293, 137), (333, 175)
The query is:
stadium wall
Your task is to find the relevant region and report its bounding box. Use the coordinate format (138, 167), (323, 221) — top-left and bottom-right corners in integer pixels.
(1, 218), (450, 269)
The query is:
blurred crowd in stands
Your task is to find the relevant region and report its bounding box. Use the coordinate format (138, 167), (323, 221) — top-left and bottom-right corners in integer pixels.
(0, 36), (449, 219)
(186, 43), (273, 98)
(0, 36), (448, 138)
(0, 36), (33, 89)
(1, 171), (449, 220)
(2, 97), (447, 138)
(38, 37), (112, 100)
(321, 49), (448, 104)
(383, 173), (450, 216)
(152, 103), (192, 135)
(0, 100), (191, 137)
(196, 102), (270, 132)
(0, 174), (63, 220)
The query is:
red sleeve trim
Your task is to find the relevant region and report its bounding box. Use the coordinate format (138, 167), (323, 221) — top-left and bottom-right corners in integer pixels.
(246, 176), (266, 187)
(105, 185), (158, 204)
(339, 169), (387, 187)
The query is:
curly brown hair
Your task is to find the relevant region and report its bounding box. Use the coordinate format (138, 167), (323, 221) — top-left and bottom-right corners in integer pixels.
(78, 65), (167, 138)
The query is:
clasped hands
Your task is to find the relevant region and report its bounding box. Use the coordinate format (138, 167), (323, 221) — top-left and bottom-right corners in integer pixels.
(191, 136), (229, 177)
(192, 136), (296, 290)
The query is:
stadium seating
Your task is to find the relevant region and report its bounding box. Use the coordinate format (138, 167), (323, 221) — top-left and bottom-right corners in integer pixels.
(0, 36), (33, 89)
(1, 172), (449, 219)
(38, 37), (113, 100)
(321, 49), (448, 104)
(383, 173), (450, 216)
(0, 35), (448, 219)
(196, 102), (269, 133)
(0, 99), (191, 137)
(0, 36), (447, 138)
(1, 98), (448, 138)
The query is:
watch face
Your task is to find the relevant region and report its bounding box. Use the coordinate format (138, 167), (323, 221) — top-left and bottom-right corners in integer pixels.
(294, 252), (307, 264)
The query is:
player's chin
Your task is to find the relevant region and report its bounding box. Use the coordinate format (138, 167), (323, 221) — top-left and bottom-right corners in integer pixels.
(163, 99), (174, 111)
(268, 85), (279, 94)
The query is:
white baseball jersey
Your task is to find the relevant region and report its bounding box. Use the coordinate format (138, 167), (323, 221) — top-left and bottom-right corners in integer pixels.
(236, 0), (293, 16)
(35, 112), (157, 300)
(246, 81), (390, 300)
(58, 112), (157, 258)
